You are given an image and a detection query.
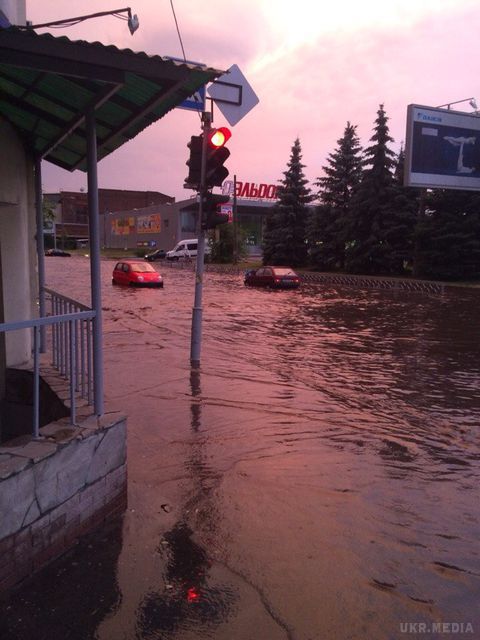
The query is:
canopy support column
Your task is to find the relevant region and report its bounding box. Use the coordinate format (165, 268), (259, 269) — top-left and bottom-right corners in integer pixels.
(86, 108), (104, 416)
(34, 157), (46, 353)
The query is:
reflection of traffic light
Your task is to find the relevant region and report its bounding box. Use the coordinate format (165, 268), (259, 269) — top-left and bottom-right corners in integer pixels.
(205, 127), (231, 188)
(201, 192), (230, 230)
(185, 135), (203, 189)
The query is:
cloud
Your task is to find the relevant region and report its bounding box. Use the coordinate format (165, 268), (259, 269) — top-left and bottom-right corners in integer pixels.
(31, 0), (480, 200)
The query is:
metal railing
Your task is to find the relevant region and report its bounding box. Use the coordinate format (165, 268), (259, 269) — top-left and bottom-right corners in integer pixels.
(0, 288), (96, 439)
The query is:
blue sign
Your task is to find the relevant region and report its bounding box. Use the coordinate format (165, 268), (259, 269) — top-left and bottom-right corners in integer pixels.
(178, 86), (206, 112)
(165, 56), (207, 112)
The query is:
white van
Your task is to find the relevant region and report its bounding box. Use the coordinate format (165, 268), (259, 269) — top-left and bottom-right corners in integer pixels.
(166, 239), (211, 261)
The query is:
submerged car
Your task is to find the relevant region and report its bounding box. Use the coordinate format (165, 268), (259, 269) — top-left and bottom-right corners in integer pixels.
(144, 248), (166, 262)
(112, 260), (163, 287)
(244, 266), (301, 289)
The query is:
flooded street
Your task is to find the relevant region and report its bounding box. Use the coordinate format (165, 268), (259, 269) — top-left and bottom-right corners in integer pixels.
(2, 256), (480, 640)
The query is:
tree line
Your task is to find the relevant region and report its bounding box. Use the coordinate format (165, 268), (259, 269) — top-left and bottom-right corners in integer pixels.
(262, 105), (480, 281)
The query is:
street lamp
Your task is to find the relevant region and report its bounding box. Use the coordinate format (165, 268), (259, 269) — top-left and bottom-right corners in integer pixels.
(21, 7), (139, 35)
(436, 97), (478, 111)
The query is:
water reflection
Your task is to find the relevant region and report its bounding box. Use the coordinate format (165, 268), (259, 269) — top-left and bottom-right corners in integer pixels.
(136, 522), (235, 639)
(0, 519), (123, 640)
(38, 260), (480, 637)
(135, 368), (236, 639)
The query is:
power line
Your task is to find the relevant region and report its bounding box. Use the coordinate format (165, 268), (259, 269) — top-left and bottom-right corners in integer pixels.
(168, 0), (204, 120)
(169, 0), (186, 61)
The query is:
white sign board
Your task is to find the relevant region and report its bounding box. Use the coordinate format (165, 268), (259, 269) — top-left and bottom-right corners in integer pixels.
(207, 64), (259, 126)
(405, 104), (480, 190)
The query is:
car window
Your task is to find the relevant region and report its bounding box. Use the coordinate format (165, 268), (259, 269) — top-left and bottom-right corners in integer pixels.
(123, 264), (130, 272)
(273, 268), (296, 276)
(264, 268), (272, 276)
(130, 263), (155, 273)
(114, 262), (122, 270)
(255, 268), (264, 276)
(187, 243), (197, 251)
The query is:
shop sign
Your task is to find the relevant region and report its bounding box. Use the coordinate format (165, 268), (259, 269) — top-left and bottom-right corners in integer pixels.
(222, 180), (277, 200)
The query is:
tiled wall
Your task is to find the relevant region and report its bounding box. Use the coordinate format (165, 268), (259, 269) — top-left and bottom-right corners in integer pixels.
(0, 413), (127, 593)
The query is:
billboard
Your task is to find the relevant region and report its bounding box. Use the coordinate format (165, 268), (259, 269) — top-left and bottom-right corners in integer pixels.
(137, 213), (161, 234)
(112, 217), (135, 235)
(405, 104), (480, 190)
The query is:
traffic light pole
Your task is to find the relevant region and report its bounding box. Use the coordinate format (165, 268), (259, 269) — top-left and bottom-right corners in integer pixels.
(190, 112), (211, 367)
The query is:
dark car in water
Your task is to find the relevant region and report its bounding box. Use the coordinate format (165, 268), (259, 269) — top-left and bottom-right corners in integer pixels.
(45, 248), (71, 257)
(244, 266), (301, 289)
(112, 260), (163, 287)
(144, 248), (166, 262)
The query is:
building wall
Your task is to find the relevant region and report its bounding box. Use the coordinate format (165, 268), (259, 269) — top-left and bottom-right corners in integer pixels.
(0, 120), (36, 367)
(103, 203), (178, 251)
(0, 411), (127, 593)
(44, 189), (175, 243)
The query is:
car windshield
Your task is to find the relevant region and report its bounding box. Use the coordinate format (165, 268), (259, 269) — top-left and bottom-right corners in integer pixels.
(130, 263), (155, 273)
(273, 268), (296, 276)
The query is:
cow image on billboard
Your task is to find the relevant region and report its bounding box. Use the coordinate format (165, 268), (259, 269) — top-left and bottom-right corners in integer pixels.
(404, 104), (480, 191)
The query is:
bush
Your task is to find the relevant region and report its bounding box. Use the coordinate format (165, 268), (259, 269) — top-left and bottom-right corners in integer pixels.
(208, 224), (248, 263)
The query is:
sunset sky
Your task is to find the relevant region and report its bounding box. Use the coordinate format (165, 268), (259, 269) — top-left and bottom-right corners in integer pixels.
(28, 0), (480, 200)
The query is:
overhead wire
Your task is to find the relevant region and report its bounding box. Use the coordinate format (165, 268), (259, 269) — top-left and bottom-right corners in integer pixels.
(169, 0), (187, 62)
(168, 0), (204, 120)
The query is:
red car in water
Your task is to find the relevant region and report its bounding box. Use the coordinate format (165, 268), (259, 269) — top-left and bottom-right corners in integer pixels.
(112, 260), (163, 287)
(244, 266), (301, 289)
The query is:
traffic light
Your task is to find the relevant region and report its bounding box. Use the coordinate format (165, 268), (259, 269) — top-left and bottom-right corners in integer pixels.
(185, 135), (202, 189)
(201, 192), (230, 230)
(205, 127), (231, 188)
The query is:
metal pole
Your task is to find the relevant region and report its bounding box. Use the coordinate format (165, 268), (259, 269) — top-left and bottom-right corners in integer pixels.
(233, 174), (238, 264)
(190, 111), (211, 367)
(33, 325), (40, 438)
(34, 158), (46, 352)
(86, 108), (104, 415)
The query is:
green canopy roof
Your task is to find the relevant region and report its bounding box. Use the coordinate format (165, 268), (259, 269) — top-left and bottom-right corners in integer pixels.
(0, 27), (223, 171)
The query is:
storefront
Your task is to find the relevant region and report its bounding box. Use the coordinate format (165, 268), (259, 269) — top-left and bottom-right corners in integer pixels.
(178, 179), (278, 255)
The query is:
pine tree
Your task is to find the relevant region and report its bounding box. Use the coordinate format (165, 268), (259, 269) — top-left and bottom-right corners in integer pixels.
(414, 189), (480, 280)
(308, 122), (363, 270)
(262, 138), (312, 267)
(345, 104), (397, 274)
(387, 146), (419, 272)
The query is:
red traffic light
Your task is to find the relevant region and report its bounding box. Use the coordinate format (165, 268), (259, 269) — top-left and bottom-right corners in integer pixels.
(208, 127), (231, 149)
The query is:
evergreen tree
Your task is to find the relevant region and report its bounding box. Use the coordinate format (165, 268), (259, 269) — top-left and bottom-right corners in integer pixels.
(208, 223), (248, 264)
(262, 138), (312, 267)
(308, 122), (363, 270)
(345, 104), (398, 274)
(414, 189), (480, 280)
(388, 146), (419, 272)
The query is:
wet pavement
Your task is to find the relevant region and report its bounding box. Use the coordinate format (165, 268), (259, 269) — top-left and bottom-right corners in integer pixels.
(1, 256), (480, 640)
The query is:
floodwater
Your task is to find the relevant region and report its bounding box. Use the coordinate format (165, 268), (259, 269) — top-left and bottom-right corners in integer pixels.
(1, 257), (480, 640)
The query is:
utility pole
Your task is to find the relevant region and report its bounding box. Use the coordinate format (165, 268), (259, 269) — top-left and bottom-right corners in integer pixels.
(188, 113), (231, 367)
(233, 174), (238, 264)
(190, 112), (211, 367)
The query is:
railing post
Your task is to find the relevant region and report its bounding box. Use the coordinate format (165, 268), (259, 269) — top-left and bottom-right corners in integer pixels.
(69, 319), (76, 425)
(33, 325), (40, 438)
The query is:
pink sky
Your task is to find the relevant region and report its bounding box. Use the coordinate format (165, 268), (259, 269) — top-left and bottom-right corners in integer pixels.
(28, 0), (480, 201)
